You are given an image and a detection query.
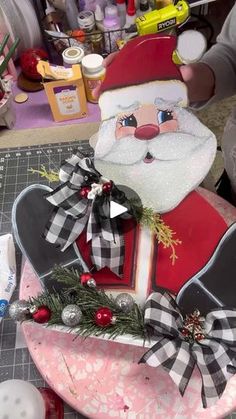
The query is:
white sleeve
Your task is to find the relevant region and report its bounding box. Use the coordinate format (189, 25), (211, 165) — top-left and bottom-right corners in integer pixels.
(194, 4), (236, 107)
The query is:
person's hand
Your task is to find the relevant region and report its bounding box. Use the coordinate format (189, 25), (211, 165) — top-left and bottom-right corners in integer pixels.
(92, 52), (118, 100)
(180, 62), (215, 104)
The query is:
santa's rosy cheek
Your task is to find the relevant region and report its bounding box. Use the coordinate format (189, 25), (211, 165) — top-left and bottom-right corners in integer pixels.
(115, 125), (136, 140)
(159, 119), (178, 134)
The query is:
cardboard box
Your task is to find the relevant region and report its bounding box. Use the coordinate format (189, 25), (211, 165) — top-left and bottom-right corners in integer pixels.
(37, 61), (88, 122)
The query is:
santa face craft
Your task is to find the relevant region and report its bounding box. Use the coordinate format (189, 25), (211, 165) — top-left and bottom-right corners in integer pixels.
(11, 34), (236, 317)
(94, 35), (216, 213)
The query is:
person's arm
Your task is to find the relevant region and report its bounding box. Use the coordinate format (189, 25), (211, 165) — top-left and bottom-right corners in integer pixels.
(182, 4), (236, 106)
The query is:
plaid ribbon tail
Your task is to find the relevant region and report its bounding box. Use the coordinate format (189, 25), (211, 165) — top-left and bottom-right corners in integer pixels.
(140, 338), (195, 396)
(192, 340), (236, 408)
(91, 231), (125, 276)
(87, 201), (125, 276)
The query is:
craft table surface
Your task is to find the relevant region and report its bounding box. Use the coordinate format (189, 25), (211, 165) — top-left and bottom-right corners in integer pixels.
(12, 83), (101, 130)
(19, 188), (236, 419)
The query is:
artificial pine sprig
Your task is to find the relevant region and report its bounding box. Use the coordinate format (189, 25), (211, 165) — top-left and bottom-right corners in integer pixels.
(132, 204), (181, 264)
(28, 165), (59, 182)
(30, 266), (146, 341)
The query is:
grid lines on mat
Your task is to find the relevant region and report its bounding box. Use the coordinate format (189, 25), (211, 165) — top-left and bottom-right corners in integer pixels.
(0, 140), (92, 419)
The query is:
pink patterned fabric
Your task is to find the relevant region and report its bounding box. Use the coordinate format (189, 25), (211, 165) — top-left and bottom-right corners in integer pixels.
(20, 189), (236, 418)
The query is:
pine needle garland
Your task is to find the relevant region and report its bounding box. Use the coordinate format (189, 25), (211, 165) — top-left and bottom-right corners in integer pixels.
(29, 266), (146, 341)
(28, 165), (59, 182)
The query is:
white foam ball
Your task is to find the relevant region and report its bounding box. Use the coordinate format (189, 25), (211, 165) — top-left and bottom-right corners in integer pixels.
(177, 30), (207, 64)
(0, 380), (45, 419)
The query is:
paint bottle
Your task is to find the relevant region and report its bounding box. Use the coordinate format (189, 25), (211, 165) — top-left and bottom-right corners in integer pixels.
(62, 46), (85, 67)
(81, 54), (105, 103)
(103, 5), (121, 53)
(124, 0), (137, 28)
(116, 0), (126, 27)
(95, 4), (105, 31)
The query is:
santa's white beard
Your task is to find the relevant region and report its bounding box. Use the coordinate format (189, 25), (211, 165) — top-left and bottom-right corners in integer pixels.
(94, 109), (216, 213)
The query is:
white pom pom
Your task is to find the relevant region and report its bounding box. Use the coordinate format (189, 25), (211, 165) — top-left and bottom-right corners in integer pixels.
(176, 30), (207, 64)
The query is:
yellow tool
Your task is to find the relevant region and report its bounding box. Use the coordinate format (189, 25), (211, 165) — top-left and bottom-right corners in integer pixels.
(126, 0), (190, 35)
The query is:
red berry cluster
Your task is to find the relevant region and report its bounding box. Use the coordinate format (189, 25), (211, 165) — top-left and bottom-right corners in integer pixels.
(181, 311), (205, 342)
(79, 181), (113, 199)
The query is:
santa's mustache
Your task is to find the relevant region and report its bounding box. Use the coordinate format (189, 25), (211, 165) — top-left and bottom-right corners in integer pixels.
(96, 131), (214, 165)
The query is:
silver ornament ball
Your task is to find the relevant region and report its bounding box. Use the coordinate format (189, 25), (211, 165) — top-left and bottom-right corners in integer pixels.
(115, 293), (134, 313)
(87, 278), (96, 288)
(9, 299), (30, 322)
(61, 304), (82, 327)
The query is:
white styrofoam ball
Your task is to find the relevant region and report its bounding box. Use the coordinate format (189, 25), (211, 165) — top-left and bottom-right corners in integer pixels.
(0, 380), (45, 419)
(177, 30), (207, 64)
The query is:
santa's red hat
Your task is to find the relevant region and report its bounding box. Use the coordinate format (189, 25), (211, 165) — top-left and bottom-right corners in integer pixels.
(99, 34), (188, 120)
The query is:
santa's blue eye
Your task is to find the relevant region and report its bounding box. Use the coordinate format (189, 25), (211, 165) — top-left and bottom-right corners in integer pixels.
(119, 114), (137, 127)
(158, 110), (173, 124)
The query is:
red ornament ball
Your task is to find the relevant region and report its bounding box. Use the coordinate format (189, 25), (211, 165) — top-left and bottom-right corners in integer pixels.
(79, 186), (91, 199)
(95, 307), (113, 327)
(20, 48), (48, 80)
(80, 272), (93, 284)
(32, 305), (51, 324)
(102, 181), (113, 194)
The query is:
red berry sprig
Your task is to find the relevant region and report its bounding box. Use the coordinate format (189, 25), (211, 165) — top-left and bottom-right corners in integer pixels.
(181, 310), (205, 342)
(102, 181), (113, 194)
(79, 186), (91, 199)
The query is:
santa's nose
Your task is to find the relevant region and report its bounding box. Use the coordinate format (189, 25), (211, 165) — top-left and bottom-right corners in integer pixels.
(134, 124), (160, 140)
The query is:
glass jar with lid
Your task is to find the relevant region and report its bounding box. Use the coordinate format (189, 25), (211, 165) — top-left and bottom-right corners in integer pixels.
(62, 46), (85, 67)
(90, 31), (104, 55)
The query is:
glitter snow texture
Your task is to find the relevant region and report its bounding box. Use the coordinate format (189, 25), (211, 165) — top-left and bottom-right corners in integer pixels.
(94, 107), (216, 213)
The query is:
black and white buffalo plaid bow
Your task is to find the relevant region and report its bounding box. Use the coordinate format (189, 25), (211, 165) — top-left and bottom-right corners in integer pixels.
(139, 290), (236, 408)
(43, 152), (131, 276)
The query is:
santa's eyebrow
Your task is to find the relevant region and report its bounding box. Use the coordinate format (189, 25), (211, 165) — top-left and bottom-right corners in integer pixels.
(154, 98), (180, 110)
(116, 101), (141, 114)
